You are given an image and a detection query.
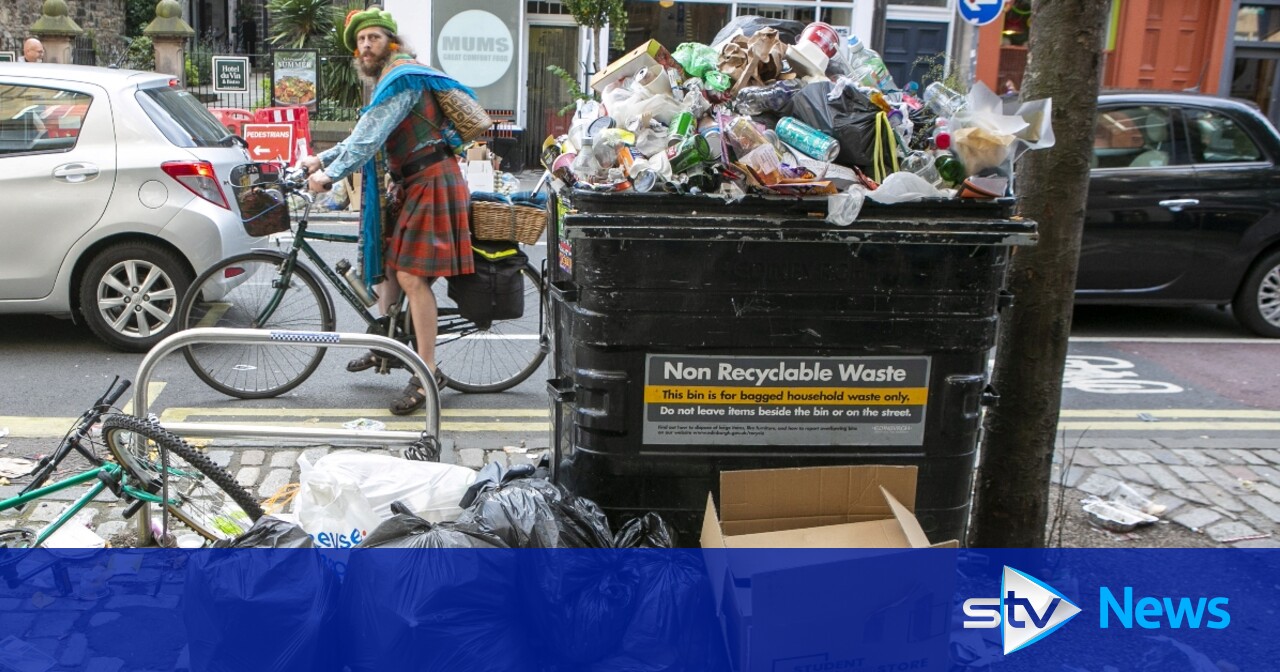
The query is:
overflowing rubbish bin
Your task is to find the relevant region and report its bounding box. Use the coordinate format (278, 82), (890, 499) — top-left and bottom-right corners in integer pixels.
(547, 191), (1037, 544)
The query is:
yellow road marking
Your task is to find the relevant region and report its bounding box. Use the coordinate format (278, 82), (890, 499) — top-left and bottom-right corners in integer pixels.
(159, 407), (549, 422)
(0, 383), (166, 438)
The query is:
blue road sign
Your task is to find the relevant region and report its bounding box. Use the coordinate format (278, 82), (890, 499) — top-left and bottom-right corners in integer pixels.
(958, 0), (1006, 26)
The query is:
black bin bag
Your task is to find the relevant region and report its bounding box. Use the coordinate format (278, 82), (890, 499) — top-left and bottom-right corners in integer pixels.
(339, 506), (533, 672)
(183, 517), (341, 672)
(447, 239), (527, 329)
(788, 80), (889, 174)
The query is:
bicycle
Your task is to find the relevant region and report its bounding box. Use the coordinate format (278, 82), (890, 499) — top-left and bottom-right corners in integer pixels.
(176, 163), (548, 399)
(0, 377), (263, 549)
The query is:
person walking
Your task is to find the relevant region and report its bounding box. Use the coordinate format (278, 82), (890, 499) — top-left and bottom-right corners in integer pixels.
(299, 7), (476, 415)
(21, 38), (44, 63)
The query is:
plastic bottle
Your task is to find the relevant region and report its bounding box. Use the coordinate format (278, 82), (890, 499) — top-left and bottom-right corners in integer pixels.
(932, 118), (952, 152)
(922, 82), (967, 119)
(733, 79), (805, 116)
(571, 136), (604, 182)
(847, 37), (895, 91)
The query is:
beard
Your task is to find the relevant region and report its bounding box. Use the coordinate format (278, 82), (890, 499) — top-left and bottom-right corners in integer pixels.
(355, 50), (391, 80)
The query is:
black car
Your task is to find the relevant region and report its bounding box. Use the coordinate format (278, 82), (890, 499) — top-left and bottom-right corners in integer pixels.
(1085, 91), (1280, 337)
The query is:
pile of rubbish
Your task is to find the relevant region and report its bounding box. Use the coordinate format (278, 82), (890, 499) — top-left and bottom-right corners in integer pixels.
(183, 455), (724, 671)
(546, 16), (1053, 211)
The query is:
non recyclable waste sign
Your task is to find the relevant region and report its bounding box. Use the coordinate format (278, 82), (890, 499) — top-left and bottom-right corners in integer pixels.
(642, 354), (930, 446)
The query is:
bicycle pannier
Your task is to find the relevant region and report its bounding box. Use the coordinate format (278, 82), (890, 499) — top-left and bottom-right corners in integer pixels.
(447, 241), (526, 329)
(436, 87), (493, 143)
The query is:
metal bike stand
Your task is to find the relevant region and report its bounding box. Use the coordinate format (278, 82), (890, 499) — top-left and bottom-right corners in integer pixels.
(130, 327), (441, 545)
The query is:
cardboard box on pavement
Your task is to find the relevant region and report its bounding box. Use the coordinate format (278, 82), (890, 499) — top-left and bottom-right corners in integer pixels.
(701, 465), (957, 672)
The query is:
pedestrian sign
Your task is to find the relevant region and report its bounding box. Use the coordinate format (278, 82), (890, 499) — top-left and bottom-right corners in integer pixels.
(243, 123), (295, 163)
(958, 0), (1006, 26)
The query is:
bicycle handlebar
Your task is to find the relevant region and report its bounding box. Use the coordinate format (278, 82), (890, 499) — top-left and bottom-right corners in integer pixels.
(101, 376), (131, 409)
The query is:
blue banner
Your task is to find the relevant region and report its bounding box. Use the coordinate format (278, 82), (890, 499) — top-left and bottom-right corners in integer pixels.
(0, 549), (1274, 671)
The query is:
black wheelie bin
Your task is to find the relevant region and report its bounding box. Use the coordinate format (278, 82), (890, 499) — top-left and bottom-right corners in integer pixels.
(545, 190), (1037, 545)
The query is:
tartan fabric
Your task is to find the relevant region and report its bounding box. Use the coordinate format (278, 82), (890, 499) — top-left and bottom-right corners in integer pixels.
(385, 157), (473, 278)
(377, 56), (472, 279)
(384, 57), (448, 164)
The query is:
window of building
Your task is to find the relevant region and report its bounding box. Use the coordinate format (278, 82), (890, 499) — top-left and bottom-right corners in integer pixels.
(1236, 5), (1280, 42)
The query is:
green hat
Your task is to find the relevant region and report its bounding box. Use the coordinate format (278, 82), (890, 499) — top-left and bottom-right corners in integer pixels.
(342, 7), (398, 52)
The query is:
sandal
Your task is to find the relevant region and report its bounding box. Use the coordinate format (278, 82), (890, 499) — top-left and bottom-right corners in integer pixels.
(346, 350), (404, 373)
(389, 376), (427, 416)
(388, 370), (448, 416)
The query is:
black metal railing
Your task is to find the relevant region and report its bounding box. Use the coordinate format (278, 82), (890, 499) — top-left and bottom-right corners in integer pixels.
(183, 40), (361, 122)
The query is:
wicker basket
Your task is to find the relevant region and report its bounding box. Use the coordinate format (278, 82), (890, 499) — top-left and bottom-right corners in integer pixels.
(436, 88), (492, 143)
(471, 200), (547, 245)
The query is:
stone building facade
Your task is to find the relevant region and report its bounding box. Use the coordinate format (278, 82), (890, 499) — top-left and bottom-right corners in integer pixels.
(0, 0), (127, 60)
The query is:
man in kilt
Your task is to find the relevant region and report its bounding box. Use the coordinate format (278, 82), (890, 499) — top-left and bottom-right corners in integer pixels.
(301, 7), (475, 415)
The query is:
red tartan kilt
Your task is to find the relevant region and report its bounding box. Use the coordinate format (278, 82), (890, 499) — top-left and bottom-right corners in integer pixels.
(386, 158), (473, 278)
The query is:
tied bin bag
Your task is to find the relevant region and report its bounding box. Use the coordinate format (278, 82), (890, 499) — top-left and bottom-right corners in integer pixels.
(447, 239), (527, 329)
(788, 80), (898, 178)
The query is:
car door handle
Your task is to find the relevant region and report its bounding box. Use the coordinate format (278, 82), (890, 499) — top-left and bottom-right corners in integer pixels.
(52, 163), (100, 183)
(1158, 199), (1199, 212)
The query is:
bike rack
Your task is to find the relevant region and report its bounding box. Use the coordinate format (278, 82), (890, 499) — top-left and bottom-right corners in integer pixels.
(131, 327), (441, 544)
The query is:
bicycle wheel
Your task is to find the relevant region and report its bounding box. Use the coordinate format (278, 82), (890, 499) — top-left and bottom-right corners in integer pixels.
(179, 252), (334, 399)
(435, 264), (548, 393)
(100, 414), (263, 542)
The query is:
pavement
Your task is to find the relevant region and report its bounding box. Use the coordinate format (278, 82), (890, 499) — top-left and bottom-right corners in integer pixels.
(5, 433), (1279, 552)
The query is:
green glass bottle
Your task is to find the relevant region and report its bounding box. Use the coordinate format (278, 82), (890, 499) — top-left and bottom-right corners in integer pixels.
(935, 153), (966, 187)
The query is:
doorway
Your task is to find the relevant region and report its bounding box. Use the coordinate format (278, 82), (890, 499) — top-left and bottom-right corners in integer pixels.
(1231, 56), (1280, 122)
(525, 24), (580, 170)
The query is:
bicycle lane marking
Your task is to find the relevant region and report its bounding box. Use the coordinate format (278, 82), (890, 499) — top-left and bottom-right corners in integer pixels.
(0, 383), (167, 438)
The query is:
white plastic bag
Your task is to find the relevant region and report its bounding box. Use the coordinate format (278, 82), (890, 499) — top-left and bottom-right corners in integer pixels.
(300, 451), (477, 530)
(296, 454), (382, 549)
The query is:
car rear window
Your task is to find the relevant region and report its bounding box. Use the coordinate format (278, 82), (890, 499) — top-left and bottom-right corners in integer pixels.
(136, 85), (235, 148)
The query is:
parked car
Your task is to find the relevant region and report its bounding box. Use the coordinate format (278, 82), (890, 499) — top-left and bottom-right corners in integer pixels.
(1085, 91), (1280, 337)
(0, 63), (260, 351)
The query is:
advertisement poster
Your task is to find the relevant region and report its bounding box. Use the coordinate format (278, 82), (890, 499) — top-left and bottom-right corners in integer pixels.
(271, 49), (318, 111)
(643, 354), (931, 445)
(431, 0), (521, 113)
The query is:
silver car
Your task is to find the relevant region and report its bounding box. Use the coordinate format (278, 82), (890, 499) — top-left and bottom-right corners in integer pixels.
(0, 63), (261, 351)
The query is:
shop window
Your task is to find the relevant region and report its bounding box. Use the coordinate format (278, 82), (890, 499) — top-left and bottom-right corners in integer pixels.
(616, 1), (730, 61)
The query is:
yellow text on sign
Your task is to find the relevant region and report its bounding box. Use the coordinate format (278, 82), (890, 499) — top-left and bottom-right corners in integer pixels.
(643, 386), (928, 406)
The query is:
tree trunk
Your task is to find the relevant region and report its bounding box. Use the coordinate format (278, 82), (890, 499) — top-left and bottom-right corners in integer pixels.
(969, 0), (1110, 547)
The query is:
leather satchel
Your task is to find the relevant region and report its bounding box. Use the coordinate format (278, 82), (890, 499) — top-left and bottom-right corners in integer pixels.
(435, 87), (493, 143)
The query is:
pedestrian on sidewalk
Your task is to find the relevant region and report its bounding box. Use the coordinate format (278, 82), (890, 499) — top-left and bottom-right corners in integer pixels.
(21, 38), (44, 63)
(298, 6), (476, 415)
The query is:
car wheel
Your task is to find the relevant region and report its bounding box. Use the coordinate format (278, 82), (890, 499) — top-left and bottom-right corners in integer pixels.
(78, 242), (193, 352)
(1233, 249), (1280, 338)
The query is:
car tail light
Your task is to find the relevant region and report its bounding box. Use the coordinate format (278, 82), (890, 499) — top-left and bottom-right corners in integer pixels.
(223, 266), (246, 280)
(161, 161), (229, 209)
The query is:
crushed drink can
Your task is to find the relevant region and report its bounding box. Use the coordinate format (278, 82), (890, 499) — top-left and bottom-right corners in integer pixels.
(699, 126), (723, 160)
(775, 116), (840, 162)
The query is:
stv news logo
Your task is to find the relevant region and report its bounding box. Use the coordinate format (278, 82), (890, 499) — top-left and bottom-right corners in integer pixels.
(962, 566), (1082, 655)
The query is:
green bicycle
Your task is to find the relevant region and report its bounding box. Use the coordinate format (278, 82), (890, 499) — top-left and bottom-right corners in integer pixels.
(0, 377), (263, 549)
